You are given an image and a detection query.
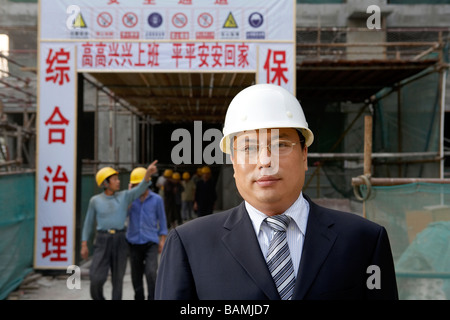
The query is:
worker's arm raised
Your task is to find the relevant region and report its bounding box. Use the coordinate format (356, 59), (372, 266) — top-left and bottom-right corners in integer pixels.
(145, 160), (158, 182)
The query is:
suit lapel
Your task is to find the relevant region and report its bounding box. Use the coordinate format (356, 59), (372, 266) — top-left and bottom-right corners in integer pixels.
(221, 203), (280, 300)
(293, 195), (337, 299)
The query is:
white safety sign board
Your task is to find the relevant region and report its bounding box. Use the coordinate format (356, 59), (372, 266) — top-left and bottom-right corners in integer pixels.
(35, 42), (77, 268)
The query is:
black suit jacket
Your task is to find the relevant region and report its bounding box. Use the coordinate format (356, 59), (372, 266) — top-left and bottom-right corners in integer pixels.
(155, 194), (398, 300)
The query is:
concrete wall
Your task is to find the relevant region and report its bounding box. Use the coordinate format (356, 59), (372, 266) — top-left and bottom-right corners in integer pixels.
(296, 2), (450, 28)
(0, 0), (37, 27)
(97, 108), (137, 172)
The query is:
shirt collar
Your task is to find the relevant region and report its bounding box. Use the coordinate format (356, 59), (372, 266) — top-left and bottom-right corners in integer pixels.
(245, 192), (309, 236)
(138, 190), (153, 201)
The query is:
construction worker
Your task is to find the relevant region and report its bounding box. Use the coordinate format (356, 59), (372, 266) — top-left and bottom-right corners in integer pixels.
(191, 167), (203, 215)
(181, 171), (196, 222)
(193, 165), (216, 216)
(156, 168), (173, 199)
(81, 160), (158, 300)
(126, 167), (167, 300)
(192, 167), (203, 185)
(159, 168), (173, 219)
(169, 172), (184, 228)
(156, 83), (398, 300)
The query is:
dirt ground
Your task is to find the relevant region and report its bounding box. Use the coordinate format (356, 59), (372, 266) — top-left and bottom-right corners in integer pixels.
(6, 259), (138, 300)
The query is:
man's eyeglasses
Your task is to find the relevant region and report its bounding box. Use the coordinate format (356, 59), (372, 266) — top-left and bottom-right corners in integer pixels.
(233, 140), (298, 157)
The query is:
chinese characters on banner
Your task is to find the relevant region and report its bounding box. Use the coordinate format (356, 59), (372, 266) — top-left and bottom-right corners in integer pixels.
(78, 41), (255, 71)
(36, 0), (295, 268)
(35, 43), (76, 268)
(76, 41), (293, 92)
(258, 44), (295, 93)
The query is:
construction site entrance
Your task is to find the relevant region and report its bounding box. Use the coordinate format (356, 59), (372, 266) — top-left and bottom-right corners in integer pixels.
(35, 0), (296, 269)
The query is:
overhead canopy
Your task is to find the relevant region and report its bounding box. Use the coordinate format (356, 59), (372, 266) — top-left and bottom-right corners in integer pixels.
(89, 72), (256, 124)
(88, 58), (438, 124)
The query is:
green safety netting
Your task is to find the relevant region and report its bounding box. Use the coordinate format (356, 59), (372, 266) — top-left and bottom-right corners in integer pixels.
(0, 171), (137, 299)
(363, 182), (450, 300)
(373, 69), (442, 180)
(0, 173), (35, 300)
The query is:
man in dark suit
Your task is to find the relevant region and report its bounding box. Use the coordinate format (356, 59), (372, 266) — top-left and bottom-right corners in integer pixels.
(155, 84), (398, 300)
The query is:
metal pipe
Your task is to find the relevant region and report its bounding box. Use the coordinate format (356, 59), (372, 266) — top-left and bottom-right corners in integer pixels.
(351, 177), (450, 186)
(308, 151), (444, 159)
(296, 42), (439, 47)
(364, 115), (372, 176)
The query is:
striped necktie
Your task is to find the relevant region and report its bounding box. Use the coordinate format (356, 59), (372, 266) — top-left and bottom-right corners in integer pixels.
(265, 215), (296, 300)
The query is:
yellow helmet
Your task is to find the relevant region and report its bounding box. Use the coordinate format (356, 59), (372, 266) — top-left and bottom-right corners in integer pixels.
(172, 172), (181, 180)
(182, 172), (190, 180)
(129, 167), (146, 184)
(201, 166), (211, 174)
(95, 167), (118, 187)
(163, 169), (173, 177)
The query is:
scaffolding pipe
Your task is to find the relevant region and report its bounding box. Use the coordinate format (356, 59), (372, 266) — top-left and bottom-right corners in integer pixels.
(438, 31), (447, 179)
(308, 151), (444, 159)
(352, 177), (450, 186)
(0, 79), (36, 98)
(364, 115), (372, 177)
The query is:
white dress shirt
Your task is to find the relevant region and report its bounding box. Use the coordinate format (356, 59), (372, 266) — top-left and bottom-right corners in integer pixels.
(245, 192), (310, 277)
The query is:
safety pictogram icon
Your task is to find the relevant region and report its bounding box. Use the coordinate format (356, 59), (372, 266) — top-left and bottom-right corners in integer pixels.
(172, 12), (188, 28)
(223, 12), (238, 28)
(122, 12), (138, 28)
(73, 12), (87, 28)
(97, 12), (113, 28)
(198, 12), (213, 28)
(148, 12), (163, 28)
(248, 12), (263, 28)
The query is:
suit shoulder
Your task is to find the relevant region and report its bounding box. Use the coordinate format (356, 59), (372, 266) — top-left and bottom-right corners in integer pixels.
(166, 207), (240, 253)
(311, 205), (391, 252)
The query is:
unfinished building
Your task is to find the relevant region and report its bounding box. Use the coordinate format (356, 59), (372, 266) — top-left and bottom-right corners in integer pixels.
(1, 0), (449, 300)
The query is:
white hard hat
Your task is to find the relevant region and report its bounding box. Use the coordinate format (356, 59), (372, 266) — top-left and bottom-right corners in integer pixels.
(220, 83), (314, 154)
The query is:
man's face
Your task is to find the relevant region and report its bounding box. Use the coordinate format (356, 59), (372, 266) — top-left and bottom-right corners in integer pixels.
(105, 174), (121, 192)
(230, 128), (308, 216)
